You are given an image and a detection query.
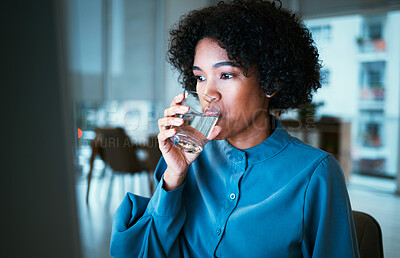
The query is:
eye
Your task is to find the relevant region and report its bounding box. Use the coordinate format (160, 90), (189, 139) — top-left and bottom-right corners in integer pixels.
(220, 73), (234, 80)
(195, 75), (206, 82)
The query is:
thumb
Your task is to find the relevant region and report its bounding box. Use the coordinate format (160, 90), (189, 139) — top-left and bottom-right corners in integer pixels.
(207, 126), (221, 140)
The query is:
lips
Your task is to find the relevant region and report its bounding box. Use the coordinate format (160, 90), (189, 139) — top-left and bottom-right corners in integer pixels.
(204, 107), (219, 116)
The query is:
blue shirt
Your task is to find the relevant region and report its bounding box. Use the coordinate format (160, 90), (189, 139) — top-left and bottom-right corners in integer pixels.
(110, 119), (360, 257)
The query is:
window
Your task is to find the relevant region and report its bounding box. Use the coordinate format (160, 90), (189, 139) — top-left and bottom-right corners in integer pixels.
(357, 15), (386, 52)
(358, 110), (384, 148)
(360, 61), (385, 101)
(309, 24), (331, 43)
(363, 15), (385, 40)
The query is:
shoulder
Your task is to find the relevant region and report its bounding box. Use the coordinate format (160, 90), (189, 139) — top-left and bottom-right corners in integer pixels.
(274, 134), (344, 185)
(272, 118), (332, 167)
(282, 135), (333, 169)
(290, 136), (330, 158)
(308, 154), (345, 187)
(294, 142), (346, 200)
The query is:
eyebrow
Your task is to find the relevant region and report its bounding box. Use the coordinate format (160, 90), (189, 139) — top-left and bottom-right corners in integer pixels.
(193, 61), (237, 71)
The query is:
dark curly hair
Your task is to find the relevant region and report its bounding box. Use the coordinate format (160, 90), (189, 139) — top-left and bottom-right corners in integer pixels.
(167, 0), (322, 109)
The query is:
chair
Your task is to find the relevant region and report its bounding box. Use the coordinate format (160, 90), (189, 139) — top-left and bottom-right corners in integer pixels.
(86, 127), (158, 204)
(352, 211), (384, 258)
(143, 134), (162, 173)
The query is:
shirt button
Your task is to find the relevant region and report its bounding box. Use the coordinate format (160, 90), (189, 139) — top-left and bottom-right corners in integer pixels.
(236, 155), (243, 161)
(229, 193), (236, 200)
(216, 228), (221, 235)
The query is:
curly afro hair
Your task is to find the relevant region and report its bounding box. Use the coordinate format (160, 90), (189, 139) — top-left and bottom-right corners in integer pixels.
(167, 0), (322, 110)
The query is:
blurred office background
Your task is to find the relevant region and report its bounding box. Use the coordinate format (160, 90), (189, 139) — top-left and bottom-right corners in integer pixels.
(3, 0), (400, 257)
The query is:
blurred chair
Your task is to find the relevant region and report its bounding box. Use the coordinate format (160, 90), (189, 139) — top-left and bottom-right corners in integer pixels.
(86, 127), (160, 204)
(352, 211), (384, 258)
(143, 134), (162, 173)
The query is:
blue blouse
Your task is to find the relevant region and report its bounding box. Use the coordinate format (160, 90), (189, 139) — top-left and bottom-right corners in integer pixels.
(110, 119), (360, 257)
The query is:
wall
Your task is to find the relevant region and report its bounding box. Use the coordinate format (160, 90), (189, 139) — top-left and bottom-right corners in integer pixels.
(162, 0), (212, 108)
(306, 15), (360, 120)
(282, 0), (400, 18)
(67, 0), (212, 107)
(2, 0), (81, 257)
(67, 0), (104, 102)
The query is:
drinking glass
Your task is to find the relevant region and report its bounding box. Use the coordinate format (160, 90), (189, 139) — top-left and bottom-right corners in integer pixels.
(169, 91), (220, 154)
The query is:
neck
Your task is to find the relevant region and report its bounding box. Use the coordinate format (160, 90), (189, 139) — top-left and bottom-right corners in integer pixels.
(227, 113), (273, 150)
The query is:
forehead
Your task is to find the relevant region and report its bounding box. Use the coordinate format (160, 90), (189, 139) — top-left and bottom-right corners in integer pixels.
(194, 38), (230, 65)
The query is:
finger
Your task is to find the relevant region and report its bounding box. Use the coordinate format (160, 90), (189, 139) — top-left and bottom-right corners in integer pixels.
(164, 105), (189, 117)
(169, 93), (186, 107)
(157, 128), (177, 145)
(207, 125), (221, 140)
(158, 117), (184, 131)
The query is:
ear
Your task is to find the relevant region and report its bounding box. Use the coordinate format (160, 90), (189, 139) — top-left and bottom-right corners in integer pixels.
(266, 90), (279, 98)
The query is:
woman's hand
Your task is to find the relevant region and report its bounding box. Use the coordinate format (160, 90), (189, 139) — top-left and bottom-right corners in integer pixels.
(157, 93), (221, 191)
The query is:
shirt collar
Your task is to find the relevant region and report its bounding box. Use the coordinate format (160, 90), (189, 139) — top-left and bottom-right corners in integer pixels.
(213, 117), (292, 165)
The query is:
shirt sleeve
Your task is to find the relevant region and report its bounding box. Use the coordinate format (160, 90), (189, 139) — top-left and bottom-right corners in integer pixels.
(110, 157), (187, 257)
(301, 155), (360, 258)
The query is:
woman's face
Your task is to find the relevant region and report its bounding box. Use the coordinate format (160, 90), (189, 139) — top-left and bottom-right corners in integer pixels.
(193, 38), (270, 145)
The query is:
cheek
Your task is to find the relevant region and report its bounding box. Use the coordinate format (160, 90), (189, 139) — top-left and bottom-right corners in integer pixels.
(219, 80), (265, 120)
(224, 104), (251, 126)
(195, 83), (202, 93)
(224, 99), (267, 128)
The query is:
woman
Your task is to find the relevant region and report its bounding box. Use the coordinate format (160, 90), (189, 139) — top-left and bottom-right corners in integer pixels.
(110, 1), (359, 257)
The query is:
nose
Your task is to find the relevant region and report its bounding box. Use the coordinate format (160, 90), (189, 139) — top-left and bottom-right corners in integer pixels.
(204, 83), (221, 102)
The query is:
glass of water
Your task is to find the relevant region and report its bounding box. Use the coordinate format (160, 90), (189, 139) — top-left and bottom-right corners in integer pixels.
(169, 91), (220, 154)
